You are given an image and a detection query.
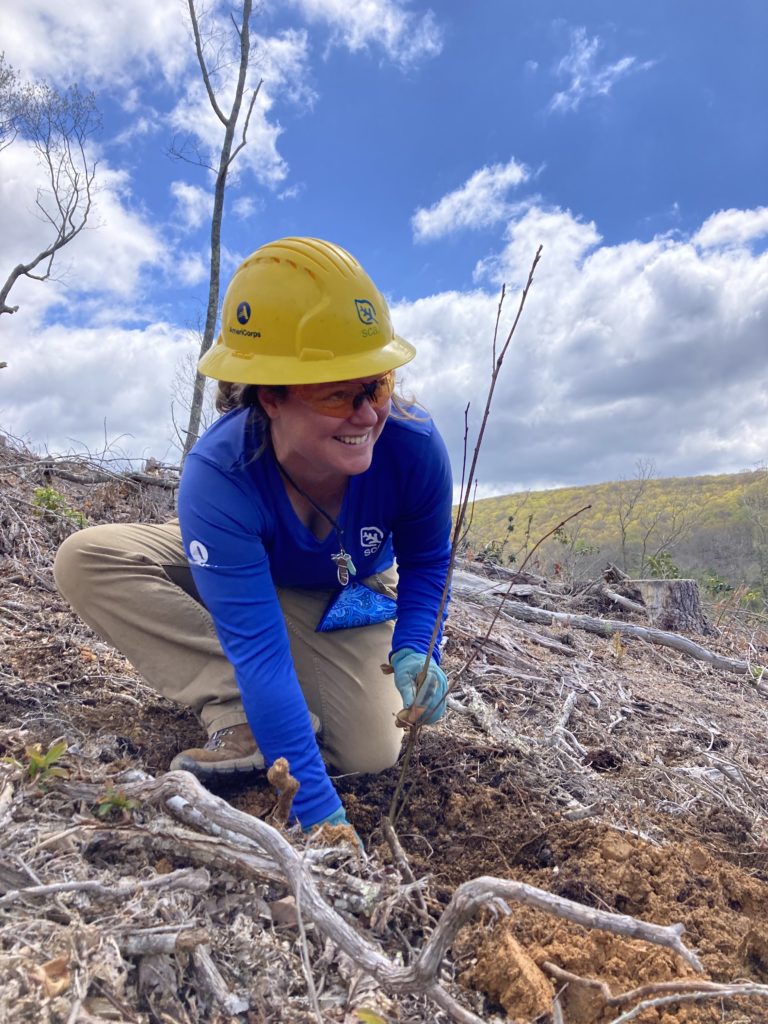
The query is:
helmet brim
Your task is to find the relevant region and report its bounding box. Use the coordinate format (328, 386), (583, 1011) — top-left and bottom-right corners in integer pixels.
(198, 333), (417, 386)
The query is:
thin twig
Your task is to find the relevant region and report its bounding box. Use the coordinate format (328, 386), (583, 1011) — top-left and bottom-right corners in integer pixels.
(388, 247), (542, 823)
(382, 817), (430, 923)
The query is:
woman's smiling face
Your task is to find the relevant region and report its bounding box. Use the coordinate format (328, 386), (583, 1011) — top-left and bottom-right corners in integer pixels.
(261, 375), (392, 485)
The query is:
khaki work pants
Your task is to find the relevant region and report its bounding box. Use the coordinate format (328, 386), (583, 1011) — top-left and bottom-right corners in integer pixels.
(53, 521), (403, 774)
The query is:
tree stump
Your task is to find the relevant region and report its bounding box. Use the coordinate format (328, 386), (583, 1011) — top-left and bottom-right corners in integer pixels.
(634, 579), (714, 635)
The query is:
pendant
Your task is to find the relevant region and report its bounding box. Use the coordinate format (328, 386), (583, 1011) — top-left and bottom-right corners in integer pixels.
(332, 549), (357, 587)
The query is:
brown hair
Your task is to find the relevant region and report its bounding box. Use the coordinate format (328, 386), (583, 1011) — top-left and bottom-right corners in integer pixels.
(214, 382), (274, 415)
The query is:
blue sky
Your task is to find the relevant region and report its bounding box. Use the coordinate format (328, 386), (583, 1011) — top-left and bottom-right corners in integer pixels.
(1, 0), (767, 495)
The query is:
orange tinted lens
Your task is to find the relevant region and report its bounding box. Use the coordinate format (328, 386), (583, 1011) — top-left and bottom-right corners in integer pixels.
(295, 372), (394, 418)
(374, 371), (395, 404)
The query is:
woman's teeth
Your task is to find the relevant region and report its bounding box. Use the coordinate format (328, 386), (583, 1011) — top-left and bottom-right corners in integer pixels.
(335, 433), (369, 446)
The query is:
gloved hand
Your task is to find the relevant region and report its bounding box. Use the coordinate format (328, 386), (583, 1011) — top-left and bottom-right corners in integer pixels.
(390, 647), (448, 725)
(303, 806), (362, 848)
(304, 806), (349, 832)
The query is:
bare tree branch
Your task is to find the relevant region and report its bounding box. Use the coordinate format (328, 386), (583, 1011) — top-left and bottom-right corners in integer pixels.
(181, 0), (260, 460)
(0, 66), (100, 320)
(187, 0), (228, 126)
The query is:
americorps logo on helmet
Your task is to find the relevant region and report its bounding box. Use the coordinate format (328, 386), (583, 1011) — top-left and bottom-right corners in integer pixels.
(354, 299), (377, 325)
(229, 326), (262, 337)
(360, 526), (384, 556)
(236, 302), (251, 325)
(188, 540), (209, 566)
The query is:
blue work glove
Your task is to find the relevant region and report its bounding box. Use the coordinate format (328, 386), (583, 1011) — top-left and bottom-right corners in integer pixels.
(301, 806), (350, 834)
(390, 647), (448, 725)
(302, 806), (362, 849)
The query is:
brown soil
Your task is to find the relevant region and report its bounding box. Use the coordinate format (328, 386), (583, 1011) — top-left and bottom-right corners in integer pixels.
(3, 438), (768, 1023)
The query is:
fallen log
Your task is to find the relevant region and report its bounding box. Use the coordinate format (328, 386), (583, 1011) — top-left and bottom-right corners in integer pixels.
(497, 601), (767, 687)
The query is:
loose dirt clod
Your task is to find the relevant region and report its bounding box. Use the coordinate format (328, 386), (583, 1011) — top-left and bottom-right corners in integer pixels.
(266, 755), (300, 826)
(462, 931), (552, 1022)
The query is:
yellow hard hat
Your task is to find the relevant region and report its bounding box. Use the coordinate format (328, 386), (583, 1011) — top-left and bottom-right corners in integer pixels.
(198, 237), (416, 385)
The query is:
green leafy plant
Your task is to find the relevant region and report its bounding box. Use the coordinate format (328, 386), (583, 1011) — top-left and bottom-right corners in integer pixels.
(3, 740), (69, 786)
(647, 550), (681, 579)
(32, 486), (87, 528)
(93, 787), (140, 820)
(700, 569), (733, 596)
(741, 588), (766, 610)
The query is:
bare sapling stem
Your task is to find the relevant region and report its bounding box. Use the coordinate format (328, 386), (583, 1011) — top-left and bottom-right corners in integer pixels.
(387, 246), (542, 823)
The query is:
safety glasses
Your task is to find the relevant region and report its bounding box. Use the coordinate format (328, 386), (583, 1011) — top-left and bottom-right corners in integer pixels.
(292, 371), (395, 419)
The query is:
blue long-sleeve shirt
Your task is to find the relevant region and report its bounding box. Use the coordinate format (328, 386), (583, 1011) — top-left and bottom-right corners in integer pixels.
(177, 406), (453, 826)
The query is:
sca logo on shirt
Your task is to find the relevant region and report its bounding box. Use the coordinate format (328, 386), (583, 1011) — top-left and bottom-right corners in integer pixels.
(360, 526), (384, 557)
(189, 540), (209, 566)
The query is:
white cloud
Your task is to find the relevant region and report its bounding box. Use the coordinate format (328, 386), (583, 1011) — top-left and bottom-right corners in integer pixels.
(176, 252), (209, 287)
(393, 204), (768, 491)
(231, 196), (265, 219)
(473, 204), (601, 286)
(0, 142), (164, 316)
(113, 114), (162, 147)
(278, 183), (304, 201)
(2, 6), (314, 202)
(287, 0), (443, 67)
(168, 29), (313, 191)
(4, 180), (767, 495)
(1, 321), (190, 465)
(412, 158), (530, 242)
(1, 0), (190, 89)
(171, 182), (211, 231)
(549, 27), (654, 113)
(694, 207), (768, 249)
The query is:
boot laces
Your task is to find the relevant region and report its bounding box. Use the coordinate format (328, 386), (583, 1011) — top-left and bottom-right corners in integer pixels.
(204, 728), (233, 751)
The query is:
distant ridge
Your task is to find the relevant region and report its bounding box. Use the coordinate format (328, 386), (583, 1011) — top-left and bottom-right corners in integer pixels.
(462, 468), (768, 595)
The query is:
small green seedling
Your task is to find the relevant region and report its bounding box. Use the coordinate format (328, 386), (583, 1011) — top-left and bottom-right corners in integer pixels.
(3, 740), (69, 786)
(32, 486), (87, 529)
(94, 787), (140, 820)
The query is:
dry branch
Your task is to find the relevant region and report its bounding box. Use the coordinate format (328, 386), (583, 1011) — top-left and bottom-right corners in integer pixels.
(82, 769), (704, 1023)
(609, 985), (768, 1023)
(543, 962), (768, 1023)
(64, 813), (382, 915)
(41, 463), (179, 490)
(117, 926), (210, 956)
(191, 944), (250, 1015)
(0, 866), (209, 907)
(496, 600), (767, 684)
(599, 583), (646, 616)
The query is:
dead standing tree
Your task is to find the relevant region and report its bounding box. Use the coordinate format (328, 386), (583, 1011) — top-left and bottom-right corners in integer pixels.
(178, 0), (262, 460)
(0, 56), (99, 336)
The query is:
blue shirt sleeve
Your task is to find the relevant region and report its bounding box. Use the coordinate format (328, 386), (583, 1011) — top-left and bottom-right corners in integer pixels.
(390, 420), (453, 662)
(177, 452), (341, 828)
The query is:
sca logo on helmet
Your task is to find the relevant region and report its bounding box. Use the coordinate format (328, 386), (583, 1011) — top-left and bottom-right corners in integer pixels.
(354, 299), (379, 338)
(237, 302), (251, 325)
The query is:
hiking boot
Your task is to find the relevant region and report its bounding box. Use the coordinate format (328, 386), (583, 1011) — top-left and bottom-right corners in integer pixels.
(169, 723), (264, 778)
(169, 713), (321, 780)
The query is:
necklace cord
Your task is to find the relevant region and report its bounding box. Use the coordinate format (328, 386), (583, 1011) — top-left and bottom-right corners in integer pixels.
(271, 442), (356, 585)
(272, 453), (345, 538)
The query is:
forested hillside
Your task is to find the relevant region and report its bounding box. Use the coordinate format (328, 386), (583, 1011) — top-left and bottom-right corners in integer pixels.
(463, 466), (768, 600)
